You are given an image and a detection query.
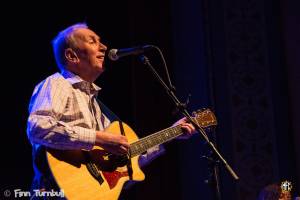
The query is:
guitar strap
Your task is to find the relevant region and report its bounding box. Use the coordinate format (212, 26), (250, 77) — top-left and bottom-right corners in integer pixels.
(96, 98), (133, 180)
(96, 98), (121, 122)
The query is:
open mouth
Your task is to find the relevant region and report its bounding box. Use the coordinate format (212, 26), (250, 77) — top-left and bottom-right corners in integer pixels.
(96, 55), (105, 60)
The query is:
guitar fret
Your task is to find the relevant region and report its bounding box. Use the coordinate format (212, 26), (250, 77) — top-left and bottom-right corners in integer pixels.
(147, 140), (152, 146)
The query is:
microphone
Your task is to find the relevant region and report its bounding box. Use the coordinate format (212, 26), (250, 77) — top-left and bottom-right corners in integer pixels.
(108, 45), (153, 61)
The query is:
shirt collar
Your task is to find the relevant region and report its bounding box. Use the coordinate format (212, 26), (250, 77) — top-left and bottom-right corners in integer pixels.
(60, 70), (101, 93)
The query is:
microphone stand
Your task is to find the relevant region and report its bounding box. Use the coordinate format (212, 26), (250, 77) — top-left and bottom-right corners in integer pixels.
(139, 54), (239, 198)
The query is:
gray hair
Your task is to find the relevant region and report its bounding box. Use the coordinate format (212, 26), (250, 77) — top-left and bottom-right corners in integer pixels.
(52, 23), (88, 71)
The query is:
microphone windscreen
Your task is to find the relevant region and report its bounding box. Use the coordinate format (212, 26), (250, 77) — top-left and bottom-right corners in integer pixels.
(108, 49), (118, 61)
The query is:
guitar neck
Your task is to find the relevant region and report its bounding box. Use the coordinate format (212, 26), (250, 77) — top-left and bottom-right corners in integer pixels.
(129, 125), (183, 157)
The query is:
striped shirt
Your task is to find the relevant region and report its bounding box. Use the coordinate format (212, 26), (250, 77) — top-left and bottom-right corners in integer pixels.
(27, 70), (110, 151)
(27, 69), (164, 175)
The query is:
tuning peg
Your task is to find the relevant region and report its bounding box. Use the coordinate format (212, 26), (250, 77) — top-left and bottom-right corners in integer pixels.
(192, 111), (197, 116)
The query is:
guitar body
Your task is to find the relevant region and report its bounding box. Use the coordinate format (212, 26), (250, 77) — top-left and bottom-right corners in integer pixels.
(46, 121), (145, 200)
(46, 108), (217, 200)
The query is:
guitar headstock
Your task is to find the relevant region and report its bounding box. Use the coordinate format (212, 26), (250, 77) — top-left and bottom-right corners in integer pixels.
(192, 108), (217, 128)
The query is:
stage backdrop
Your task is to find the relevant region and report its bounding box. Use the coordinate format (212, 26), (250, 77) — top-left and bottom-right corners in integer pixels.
(1, 0), (299, 199)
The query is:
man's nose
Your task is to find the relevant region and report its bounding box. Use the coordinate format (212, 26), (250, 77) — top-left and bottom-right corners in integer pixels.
(99, 43), (107, 51)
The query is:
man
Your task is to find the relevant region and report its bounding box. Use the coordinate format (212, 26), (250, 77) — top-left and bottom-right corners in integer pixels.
(27, 23), (195, 198)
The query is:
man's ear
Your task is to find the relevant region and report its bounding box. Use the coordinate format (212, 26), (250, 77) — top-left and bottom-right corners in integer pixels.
(65, 48), (79, 64)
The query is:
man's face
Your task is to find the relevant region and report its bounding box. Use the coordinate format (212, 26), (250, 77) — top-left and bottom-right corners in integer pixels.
(71, 28), (107, 75)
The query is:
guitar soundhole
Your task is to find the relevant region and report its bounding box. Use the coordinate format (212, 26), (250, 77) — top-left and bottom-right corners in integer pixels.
(108, 154), (129, 167)
(88, 149), (129, 172)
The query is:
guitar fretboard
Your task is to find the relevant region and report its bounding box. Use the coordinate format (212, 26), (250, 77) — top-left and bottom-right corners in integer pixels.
(129, 125), (183, 157)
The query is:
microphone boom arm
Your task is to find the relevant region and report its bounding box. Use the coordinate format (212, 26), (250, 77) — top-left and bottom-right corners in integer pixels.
(139, 54), (239, 181)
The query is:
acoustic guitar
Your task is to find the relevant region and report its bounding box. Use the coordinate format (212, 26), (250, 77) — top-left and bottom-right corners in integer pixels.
(46, 108), (217, 200)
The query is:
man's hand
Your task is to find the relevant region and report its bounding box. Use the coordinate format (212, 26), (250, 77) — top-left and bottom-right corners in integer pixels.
(173, 117), (197, 139)
(95, 131), (129, 155)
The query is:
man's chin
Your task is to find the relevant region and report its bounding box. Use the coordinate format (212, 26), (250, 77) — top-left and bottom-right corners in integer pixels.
(95, 64), (105, 72)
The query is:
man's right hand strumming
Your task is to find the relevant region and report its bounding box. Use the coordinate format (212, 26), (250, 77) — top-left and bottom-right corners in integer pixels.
(95, 131), (129, 155)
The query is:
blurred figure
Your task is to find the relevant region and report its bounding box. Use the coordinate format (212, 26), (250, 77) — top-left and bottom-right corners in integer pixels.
(257, 183), (292, 200)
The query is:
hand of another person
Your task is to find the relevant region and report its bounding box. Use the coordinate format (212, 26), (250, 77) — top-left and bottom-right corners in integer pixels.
(95, 131), (129, 155)
(172, 117), (197, 139)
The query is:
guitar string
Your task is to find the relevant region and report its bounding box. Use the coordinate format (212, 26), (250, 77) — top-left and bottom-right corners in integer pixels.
(130, 125), (183, 156)
(130, 112), (214, 156)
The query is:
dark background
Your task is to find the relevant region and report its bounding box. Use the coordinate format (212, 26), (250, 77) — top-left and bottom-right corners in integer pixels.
(1, 0), (299, 199)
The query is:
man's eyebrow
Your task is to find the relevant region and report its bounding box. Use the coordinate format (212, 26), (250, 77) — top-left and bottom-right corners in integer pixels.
(87, 35), (101, 41)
